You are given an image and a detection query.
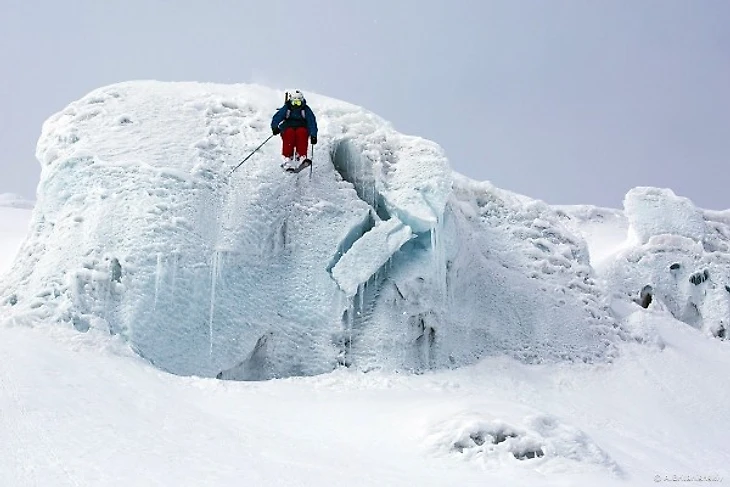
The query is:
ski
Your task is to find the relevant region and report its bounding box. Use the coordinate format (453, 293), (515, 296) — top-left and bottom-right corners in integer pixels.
(285, 159), (312, 174)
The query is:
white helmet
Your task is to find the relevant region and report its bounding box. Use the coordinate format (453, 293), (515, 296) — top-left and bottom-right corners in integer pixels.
(289, 90), (304, 105)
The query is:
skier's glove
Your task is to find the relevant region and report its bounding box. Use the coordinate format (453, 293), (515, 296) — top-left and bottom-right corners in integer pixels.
(310, 136), (317, 145)
(272, 127), (280, 135)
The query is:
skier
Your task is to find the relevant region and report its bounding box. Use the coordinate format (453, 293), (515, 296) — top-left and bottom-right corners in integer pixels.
(271, 90), (318, 170)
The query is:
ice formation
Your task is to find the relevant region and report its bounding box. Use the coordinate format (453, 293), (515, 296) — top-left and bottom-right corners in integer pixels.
(1, 81), (726, 380)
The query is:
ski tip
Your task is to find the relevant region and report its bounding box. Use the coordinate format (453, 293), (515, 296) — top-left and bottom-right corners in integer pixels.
(285, 160), (312, 174)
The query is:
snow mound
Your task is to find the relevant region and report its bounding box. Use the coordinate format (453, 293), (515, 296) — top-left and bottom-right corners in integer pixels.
(425, 410), (620, 476)
(624, 187), (706, 244)
(2, 81), (621, 379)
(601, 188), (730, 340)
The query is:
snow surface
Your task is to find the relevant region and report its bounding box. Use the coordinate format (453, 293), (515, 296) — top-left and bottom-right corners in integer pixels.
(1, 81), (729, 485)
(1, 292), (728, 486)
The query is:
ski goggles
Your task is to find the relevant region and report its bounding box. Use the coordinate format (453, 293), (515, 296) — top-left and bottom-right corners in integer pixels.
(290, 99), (302, 106)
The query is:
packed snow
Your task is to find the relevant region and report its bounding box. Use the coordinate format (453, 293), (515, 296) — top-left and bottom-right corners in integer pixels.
(1, 81), (729, 485)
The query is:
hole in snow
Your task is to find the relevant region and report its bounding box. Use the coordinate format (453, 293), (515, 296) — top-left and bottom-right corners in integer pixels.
(110, 258), (122, 283)
(436, 414), (617, 472)
(72, 314), (90, 333)
(715, 325), (727, 340)
(469, 432), (486, 446)
(492, 429), (518, 444)
(514, 448), (545, 460)
(451, 424), (529, 455)
(639, 285), (653, 309)
(689, 269), (709, 285)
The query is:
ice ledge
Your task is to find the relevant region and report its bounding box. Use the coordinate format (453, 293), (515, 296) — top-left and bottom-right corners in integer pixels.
(331, 217), (414, 298)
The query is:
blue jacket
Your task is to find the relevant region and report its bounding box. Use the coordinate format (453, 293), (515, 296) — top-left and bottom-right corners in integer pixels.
(271, 101), (318, 137)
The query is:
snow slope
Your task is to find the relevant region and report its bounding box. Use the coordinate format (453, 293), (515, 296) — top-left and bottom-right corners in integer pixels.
(1, 295), (727, 486)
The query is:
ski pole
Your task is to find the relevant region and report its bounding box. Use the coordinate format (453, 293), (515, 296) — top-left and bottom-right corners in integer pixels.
(228, 133), (275, 177)
(309, 144), (314, 179)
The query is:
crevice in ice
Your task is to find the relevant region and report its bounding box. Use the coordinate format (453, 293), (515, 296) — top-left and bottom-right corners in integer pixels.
(429, 218), (448, 307)
(327, 210), (376, 273)
(413, 312), (437, 369)
(337, 272), (388, 367)
(328, 138), (451, 370)
(331, 139), (390, 221)
(216, 332), (273, 381)
(110, 258), (122, 283)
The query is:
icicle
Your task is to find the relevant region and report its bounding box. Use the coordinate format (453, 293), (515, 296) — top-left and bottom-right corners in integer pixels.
(170, 252), (178, 297)
(371, 177), (377, 211)
(154, 253), (163, 309)
(348, 292), (355, 358)
(208, 250), (222, 358)
(358, 282), (365, 321)
(430, 220), (448, 307)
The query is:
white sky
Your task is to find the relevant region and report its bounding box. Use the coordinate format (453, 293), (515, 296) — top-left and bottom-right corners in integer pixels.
(1, 0), (729, 209)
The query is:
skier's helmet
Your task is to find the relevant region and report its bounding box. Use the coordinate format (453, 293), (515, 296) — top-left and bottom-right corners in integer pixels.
(289, 90), (304, 106)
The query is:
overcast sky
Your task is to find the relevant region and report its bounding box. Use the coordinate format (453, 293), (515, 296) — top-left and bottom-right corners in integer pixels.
(1, 0), (729, 209)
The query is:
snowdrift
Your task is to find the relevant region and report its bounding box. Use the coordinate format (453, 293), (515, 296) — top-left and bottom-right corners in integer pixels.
(1, 81), (726, 380)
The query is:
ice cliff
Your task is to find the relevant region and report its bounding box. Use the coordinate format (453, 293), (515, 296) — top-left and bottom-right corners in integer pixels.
(1, 81), (726, 379)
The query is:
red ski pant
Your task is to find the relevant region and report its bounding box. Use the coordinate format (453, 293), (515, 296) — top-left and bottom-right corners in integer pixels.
(281, 127), (309, 159)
